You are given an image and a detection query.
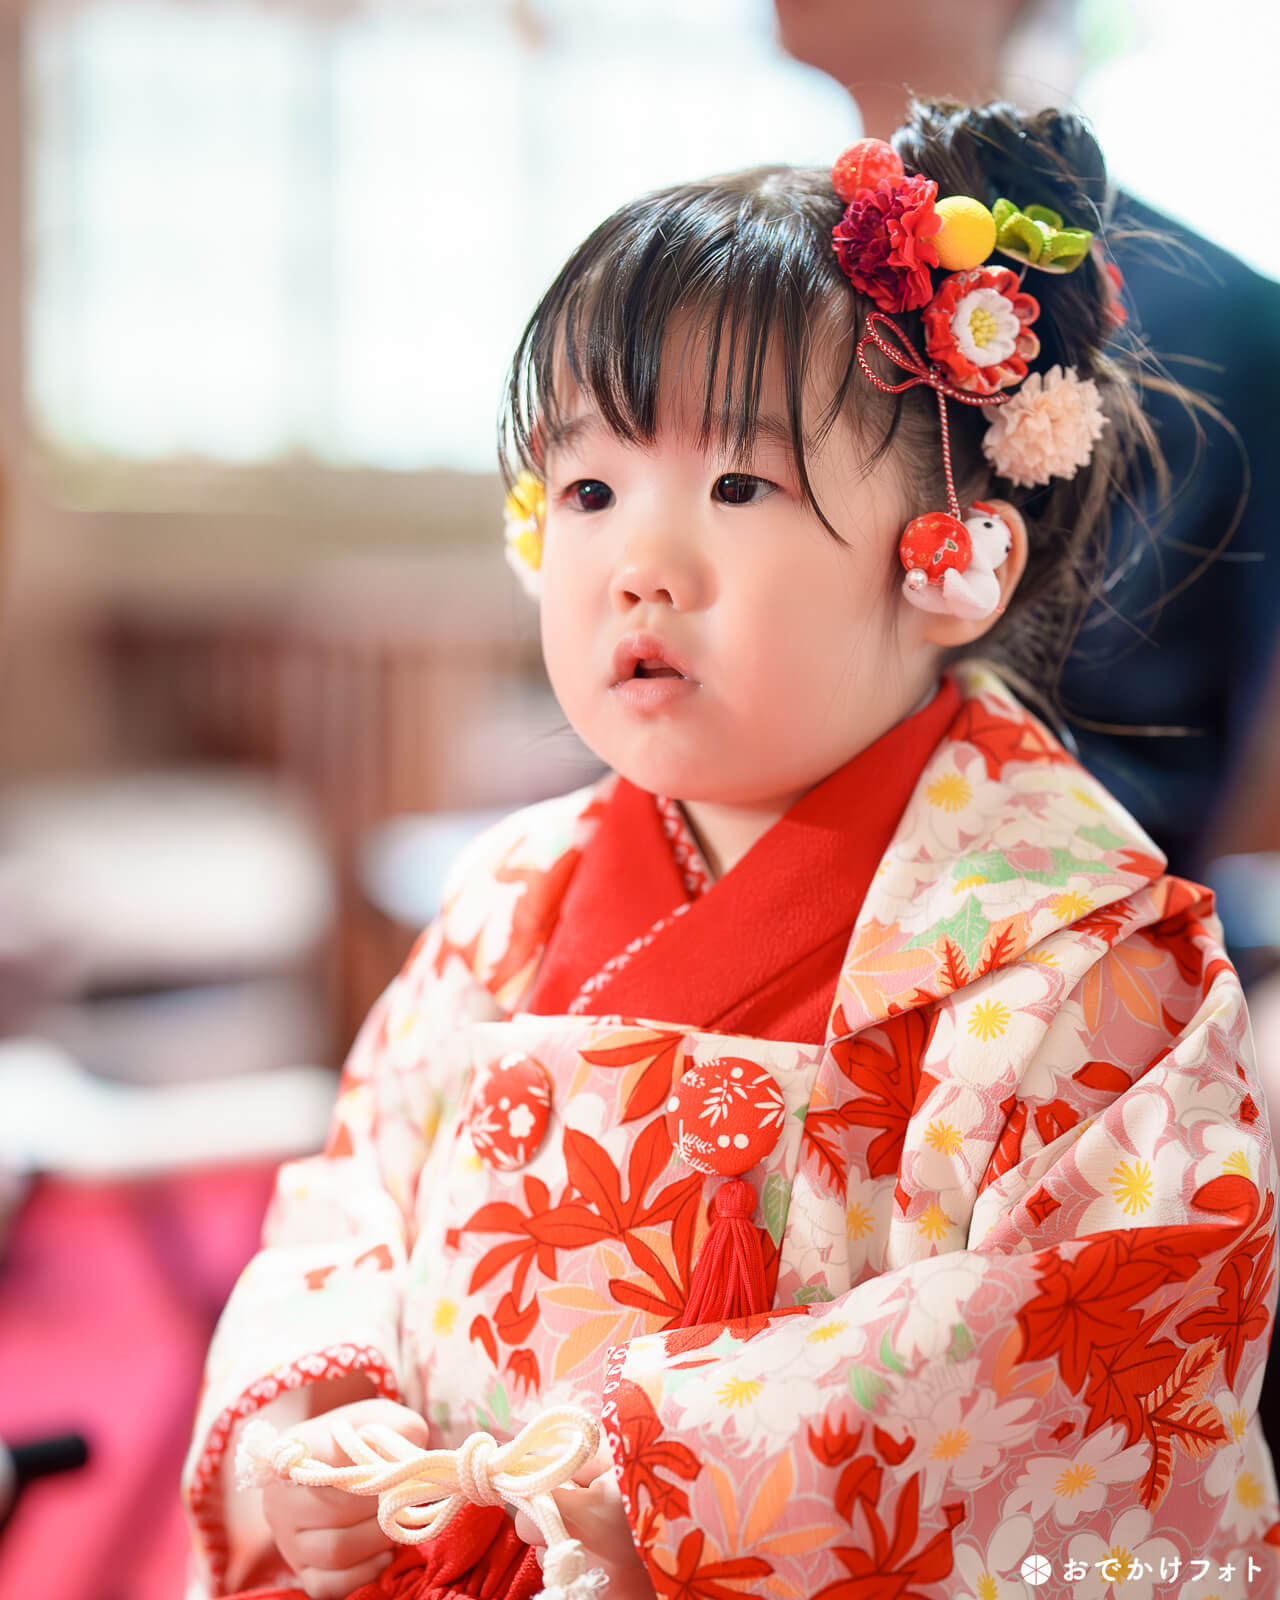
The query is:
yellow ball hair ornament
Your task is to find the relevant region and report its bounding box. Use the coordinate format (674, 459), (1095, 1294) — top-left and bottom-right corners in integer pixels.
(934, 196), (997, 271)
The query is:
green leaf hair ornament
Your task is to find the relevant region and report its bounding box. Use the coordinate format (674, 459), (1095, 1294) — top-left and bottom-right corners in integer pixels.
(992, 199), (1093, 273)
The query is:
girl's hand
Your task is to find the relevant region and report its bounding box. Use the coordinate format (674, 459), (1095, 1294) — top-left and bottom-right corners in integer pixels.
(513, 1445), (655, 1599)
(261, 1397), (430, 1600)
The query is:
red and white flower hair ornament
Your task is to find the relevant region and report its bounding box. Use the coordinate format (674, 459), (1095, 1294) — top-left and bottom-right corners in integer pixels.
(923, 266), (1041, 395)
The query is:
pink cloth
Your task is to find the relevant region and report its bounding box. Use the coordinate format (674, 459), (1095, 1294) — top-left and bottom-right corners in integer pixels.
(0, 1167), (274, 1600)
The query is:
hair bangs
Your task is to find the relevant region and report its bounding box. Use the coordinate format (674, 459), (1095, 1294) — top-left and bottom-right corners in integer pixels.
(500, 168), (867, 530)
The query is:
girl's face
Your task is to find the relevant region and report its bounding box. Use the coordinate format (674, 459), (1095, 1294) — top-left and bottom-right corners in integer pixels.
(538, 332), (945, 813)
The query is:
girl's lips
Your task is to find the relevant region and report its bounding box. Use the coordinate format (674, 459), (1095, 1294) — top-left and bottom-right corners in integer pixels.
(611, 676), (699, 713)
(610, 632), (695, 686)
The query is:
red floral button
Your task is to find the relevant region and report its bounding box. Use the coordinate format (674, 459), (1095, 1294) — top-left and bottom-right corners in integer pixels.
(467, 1053), (553, 1171)
(665, 1056), (787, 1177)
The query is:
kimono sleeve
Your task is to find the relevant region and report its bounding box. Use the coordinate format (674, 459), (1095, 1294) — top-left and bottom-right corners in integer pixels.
(603, 905), (1280, 1598)
(181, 915), (487, 1595)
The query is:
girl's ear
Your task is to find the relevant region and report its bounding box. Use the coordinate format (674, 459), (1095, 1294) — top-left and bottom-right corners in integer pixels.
(917, 498), (1029, 649)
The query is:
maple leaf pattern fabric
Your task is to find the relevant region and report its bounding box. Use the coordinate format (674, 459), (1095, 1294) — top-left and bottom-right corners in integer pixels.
(182, 666), (1280, 1599)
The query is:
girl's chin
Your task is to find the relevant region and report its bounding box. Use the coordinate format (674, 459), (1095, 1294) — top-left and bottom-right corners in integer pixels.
(575, 714), (791, 803)
(604, 756), (774, 808)
(610, 764), (704, 799)
(594, 746), (715, 801)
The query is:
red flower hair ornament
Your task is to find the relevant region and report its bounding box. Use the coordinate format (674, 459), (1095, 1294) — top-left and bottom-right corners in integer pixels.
(832, 172), (942, 313)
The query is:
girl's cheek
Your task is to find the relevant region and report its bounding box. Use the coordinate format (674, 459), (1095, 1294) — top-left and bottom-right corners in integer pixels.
(542, 516), (590, 572)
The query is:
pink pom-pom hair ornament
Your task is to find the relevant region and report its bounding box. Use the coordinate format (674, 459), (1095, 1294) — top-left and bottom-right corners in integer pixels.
(981, 364), (1109, 488)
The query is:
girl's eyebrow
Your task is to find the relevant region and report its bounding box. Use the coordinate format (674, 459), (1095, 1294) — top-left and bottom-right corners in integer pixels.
(746, 415), (805, 452)
(541, 415), (599, 456)
(540, 411), (805, 460)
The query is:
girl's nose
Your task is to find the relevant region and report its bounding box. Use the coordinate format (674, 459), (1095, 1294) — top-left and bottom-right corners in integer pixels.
(611, 530), (703, 612)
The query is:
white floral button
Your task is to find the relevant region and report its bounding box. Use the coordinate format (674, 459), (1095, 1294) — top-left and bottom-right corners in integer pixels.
(467, 1053), (553, 1171)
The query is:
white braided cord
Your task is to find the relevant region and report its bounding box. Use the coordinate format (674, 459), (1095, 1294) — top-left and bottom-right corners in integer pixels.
(238, 1405), (608, 1597)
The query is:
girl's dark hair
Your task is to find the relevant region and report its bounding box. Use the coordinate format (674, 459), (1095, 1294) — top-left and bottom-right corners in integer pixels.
(500, 99), (1166, 715)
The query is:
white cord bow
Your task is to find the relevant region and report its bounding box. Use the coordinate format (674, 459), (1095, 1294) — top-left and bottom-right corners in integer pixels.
(237, 1405), (608, 1600)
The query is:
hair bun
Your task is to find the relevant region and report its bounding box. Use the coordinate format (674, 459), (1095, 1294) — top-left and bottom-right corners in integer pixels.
(894, 101), (1108, 235)
(892, 99), (1112, 372)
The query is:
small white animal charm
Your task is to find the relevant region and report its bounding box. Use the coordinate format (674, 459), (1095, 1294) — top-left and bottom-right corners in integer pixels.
(901, 501), (1012, 621)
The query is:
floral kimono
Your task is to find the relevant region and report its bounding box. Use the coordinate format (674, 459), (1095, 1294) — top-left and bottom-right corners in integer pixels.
(183, 664), (1280, 1600)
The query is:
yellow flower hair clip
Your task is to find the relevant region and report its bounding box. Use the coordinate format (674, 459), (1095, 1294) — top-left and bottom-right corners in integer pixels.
(503, 471), (544, 600)
(991, 199), (1093, 274)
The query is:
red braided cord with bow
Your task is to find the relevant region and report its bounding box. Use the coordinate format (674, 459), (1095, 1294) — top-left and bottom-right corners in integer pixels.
(856, 312), (1013, 520)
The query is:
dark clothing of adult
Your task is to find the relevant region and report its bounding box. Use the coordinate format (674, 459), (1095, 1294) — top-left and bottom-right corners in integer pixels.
(1060, 195), (1280, 879)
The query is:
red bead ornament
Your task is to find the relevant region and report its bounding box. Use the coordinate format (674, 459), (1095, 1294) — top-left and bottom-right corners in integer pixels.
(665, 1056), (786, 1177)
(899, 512), (973, 591)
(832, 138), (905, 202)
(467, 1053), (553, 1171)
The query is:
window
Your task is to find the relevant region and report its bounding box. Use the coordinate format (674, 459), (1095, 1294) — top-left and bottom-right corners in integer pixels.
(1074, 0), (1279, 280)
(26, 0), (854, 488)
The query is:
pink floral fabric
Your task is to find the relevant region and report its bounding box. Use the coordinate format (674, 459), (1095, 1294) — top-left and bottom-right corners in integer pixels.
(182, 665), (1280, 1598)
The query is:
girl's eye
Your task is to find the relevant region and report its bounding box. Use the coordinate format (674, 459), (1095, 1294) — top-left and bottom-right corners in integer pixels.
(713, 472), (774, 506)
(567, 479), (614, 512)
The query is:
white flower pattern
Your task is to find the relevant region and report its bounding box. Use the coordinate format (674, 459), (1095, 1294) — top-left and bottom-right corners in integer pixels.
(1003, 1422), (1152, 1527)
(951, 286), (1022, 366)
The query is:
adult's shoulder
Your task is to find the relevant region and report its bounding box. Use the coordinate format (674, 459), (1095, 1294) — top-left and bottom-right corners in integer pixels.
(1112, 191), (1279, 297)
(1108, 191), (1280, 417)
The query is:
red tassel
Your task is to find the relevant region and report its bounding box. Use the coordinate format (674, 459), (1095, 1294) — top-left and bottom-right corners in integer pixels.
(676, 1178), (770, 1327)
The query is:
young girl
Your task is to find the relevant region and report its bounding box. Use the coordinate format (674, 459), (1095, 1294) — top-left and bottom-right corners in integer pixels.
(183, 101), (1280, 1600)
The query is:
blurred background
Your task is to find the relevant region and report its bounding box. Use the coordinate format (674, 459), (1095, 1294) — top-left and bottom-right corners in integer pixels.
(0, 1), (1275, 1596)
